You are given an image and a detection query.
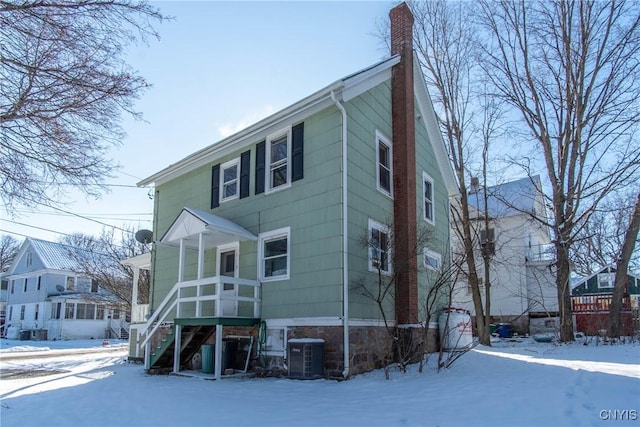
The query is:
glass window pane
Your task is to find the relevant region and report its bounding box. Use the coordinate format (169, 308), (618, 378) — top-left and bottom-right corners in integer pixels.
(223, 165), (237, 183)
(271, 165), (287, 187)
(265, 238), (287, 257)
(271, 137), (288, 162)
(224, 182), (237, 197)
(379, 143), (389, 167)
(379, 167), (390, 192)
(265, 256), (287, 277)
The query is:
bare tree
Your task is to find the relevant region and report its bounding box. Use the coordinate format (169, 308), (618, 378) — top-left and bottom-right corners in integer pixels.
(60, 227), (150, 312)
(409, 0), (498, 346)
(353, 220), (439, 377)
(0, 234), (20, 272)
(478, 0), (640, 342)
(608, 189), (640, 338)
(0, 1), (167, 210)
(572, 191), (640, 275)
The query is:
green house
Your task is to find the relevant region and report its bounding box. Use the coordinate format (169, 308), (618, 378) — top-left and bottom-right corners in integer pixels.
(571, 265), (640, 336)
(134, 4), (458, 379)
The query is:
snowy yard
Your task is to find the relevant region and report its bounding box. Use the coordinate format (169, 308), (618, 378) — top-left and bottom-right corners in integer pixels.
(1, 338), (638, 427)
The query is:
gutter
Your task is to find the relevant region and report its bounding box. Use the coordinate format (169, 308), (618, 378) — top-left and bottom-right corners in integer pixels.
(331, 91), (350, 379)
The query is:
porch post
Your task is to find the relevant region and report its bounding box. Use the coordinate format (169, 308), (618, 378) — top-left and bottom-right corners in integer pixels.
(173, 324), (182, 374)
(197, 232), (204, 280)
(178, 238), (185, 282)
(131, 266), (140, 320)
(214, 324), (223, 380)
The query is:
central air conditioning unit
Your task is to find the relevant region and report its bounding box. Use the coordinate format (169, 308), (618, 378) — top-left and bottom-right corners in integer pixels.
(288, 339), (324, 379)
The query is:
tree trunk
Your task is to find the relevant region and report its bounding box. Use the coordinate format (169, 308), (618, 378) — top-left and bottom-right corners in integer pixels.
(608, 190), (640, 338)
(555, 243), (575, 342)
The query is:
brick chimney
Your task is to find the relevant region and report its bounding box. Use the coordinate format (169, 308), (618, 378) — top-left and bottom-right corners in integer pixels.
(390, 2), (418, 325)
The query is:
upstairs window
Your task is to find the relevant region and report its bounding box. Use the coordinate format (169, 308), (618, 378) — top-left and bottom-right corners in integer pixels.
(259, 227), (290, 281)
(376, 131), (393, 196)
(480, 228), (496, 256)
(66, 276), (75, 291)
(368, 219), (391, 275)
(37, 276), (41, 291)
(220, 158), (240, 202)
(423, 172), (435, 224)
(266, 128), (292, 192)
(23, 278), (27, 292)
(20, 305), (25, 320)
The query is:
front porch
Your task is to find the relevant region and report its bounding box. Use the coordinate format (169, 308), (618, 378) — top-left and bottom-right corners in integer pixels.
(135, 207), (262, 379)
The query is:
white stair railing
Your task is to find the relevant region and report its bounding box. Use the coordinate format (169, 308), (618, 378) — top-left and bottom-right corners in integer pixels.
(138, 276), (261, 349)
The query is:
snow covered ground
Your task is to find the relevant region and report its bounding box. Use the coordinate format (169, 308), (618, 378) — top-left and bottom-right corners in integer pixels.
(1, 337), (638, 427)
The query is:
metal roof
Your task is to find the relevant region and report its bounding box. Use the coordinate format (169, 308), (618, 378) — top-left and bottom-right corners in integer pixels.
(469, 175), (543, 218)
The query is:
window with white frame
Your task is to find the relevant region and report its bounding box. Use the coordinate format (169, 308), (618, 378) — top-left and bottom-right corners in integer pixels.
(376, 132), (392, 196)
(20, 305), (25, 320)
(220, 158), (240, 202)
(266, 128), (291, 192)
(598, 272), (614, 288)
(424, 248), (442, 271)
(259, 227), (290, 281)
(368, 219), (391, 274)
(423, 172), (434, 224)
(65, 303), (75, 319)
(76, 303), (96, 320)
(66, 276), (75, 291)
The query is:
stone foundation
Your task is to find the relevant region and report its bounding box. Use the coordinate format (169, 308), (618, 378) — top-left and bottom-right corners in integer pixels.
(265, 324), (440, 378)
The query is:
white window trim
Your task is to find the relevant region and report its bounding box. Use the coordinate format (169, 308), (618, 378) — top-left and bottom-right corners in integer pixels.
(598, 272), (614, 289)
(368, 219), (392, 275)
(422, 171), (435, 225)
(423, 247), (442, 272)
(258, 227), (291, 282)
(220, 157), (240, 203)
(375, 130), (393, 198)
(265, 127), (292, 194)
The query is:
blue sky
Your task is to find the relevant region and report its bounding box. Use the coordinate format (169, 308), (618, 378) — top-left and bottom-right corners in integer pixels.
(4, 1), (395, 242)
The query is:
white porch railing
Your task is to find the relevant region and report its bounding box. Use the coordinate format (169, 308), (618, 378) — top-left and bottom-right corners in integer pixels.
(139, 276), (261, 349)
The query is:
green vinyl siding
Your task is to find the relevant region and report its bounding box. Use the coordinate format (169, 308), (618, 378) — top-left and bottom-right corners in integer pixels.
(151, 107), (345, 319)
(344, 81), (395, 320)
(414, 102), (451, 319)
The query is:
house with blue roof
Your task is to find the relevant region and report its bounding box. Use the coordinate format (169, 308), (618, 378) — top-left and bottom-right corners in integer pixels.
(451, 175), (559, 335)
(3, 237), (128, 340)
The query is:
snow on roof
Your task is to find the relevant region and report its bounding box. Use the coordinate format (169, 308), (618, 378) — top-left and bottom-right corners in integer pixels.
(27, 238), (85, 271)
(469, 175), (542, 218)
(10, 238), (111, 275)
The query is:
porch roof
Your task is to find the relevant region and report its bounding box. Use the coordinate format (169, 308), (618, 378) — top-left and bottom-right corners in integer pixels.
(160, 207), (257, 249)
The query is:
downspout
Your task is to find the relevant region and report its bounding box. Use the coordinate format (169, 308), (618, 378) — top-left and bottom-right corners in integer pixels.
(331, 90), (349, 379)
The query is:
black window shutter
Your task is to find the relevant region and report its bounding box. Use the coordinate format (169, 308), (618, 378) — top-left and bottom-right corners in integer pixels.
(292, 122), (304, 182)
(255, 141), (265, 194)
(240, 150), (250, 199)
(211, 164), (220, 209)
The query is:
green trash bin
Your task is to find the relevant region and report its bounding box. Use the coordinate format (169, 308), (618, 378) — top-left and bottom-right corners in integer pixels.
(201, 344), (214, 374)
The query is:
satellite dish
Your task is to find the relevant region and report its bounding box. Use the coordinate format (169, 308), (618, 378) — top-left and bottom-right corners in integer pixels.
(135, 229), (153, 244)
(56, 285), (65, 292)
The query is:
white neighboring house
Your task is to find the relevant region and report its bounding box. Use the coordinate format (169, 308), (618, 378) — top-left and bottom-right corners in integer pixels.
(451, 176), (559, 334)
(3, 238), (128, 340)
